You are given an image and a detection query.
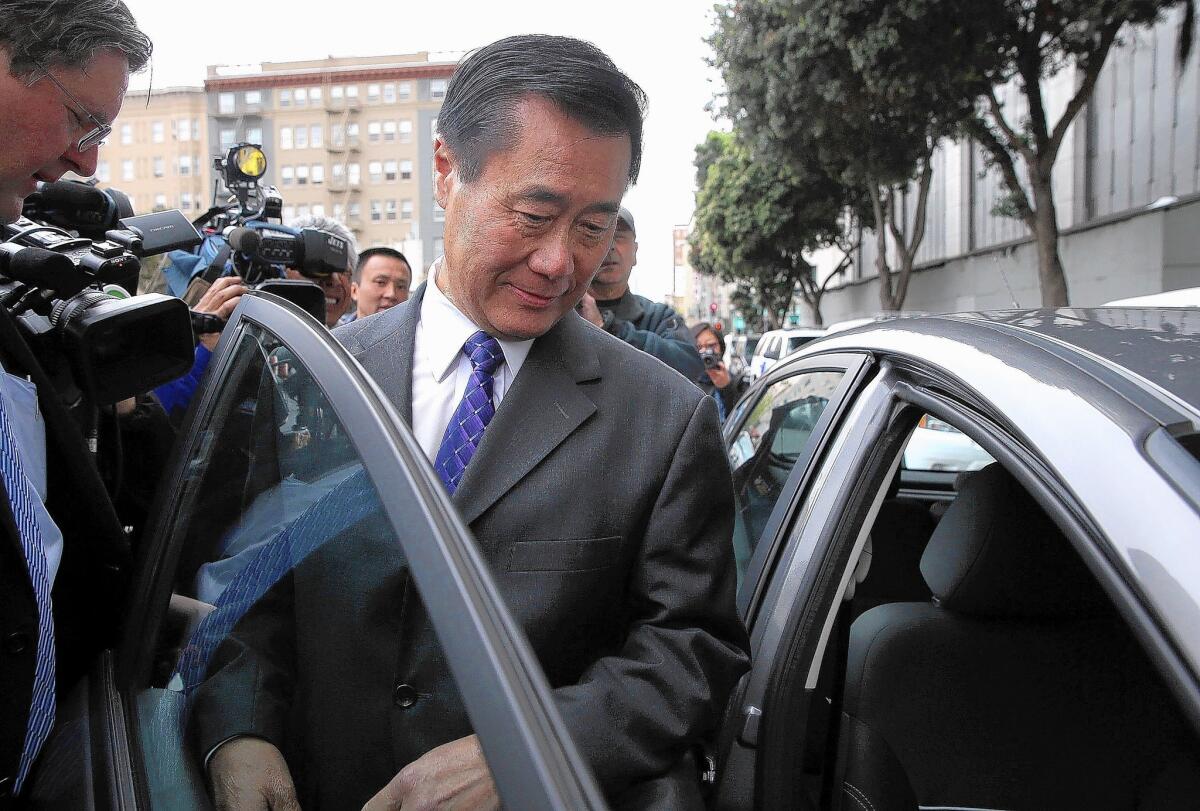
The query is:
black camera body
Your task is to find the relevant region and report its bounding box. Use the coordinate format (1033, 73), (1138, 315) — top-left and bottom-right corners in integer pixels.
(699, 348), (722, 370)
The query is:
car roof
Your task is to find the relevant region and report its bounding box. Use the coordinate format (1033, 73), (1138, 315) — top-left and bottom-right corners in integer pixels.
(795, 307), (1200, 425)
(763, 327), (825, 339)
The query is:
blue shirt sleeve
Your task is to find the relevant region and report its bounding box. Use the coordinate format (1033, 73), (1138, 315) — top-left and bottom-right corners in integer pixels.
(153, 344), (213, 417)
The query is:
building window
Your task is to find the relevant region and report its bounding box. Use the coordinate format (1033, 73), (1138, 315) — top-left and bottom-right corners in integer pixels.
(176, 118), (191, 142)
(331, 85), (343, 100)
(383, 121), (397, 142)
(349, 201), (361, 220)
(218, 93), (235, 114)
(331, 124), (345, 146)
(279, 127), (292, 149)
(283, 205), (296, 221)
(348, 163), (361, 185)
(401, 199), (413, 220)
(400, 159), (413, 180)
(280, 89), (292, 107)
(245, 90), (262, 105)
(219, 128), (236, 149)
(294, 126), (308, 149)
(296, 165), (309, 185)
(430, 79), (447, 99)
(247, 126), (263, 144)
(367, 83), (381, 103)
(368, 160), (383, 183)
(383, 83), (396, 104)
(294, 88), (307, 107)
(309, 87), (321, 104)
(312, 203), (326, 218)
(370, 200), (382, 222)
(178, 155), (191, 176)
(433, 199), (445, 222)
(346, 85), (359, 99)
(95, 161), (110, 183)
(152, 121), (164, 143)
(121, 160), (134, 181)
(281, 166), (294, 185)
(334, 203), (345, 220)
(310, 124), (322, 148)
(385, 199), (397, 221)
(311, 164), (324, 184)
(368, 121), (381, 143)
(192, 119), (201, 141)
(121, 123), (133, 145)
(398, 81), (412, 101)
(153, 193), (167, 212)
(399, 119), (413, 144)
(347, 122), (359, 143)
(434, 237), (444, 256)
(384, 160), (397, 182)
(181, 192), (192, 210)
(332, 163), (345, 180)
(152, 157), (164, 177)
(296, 204), (310, 219)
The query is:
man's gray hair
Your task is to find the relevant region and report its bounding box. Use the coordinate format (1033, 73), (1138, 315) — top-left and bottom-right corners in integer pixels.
(0, 0), (152, 78)
(288, 215), (359, 272)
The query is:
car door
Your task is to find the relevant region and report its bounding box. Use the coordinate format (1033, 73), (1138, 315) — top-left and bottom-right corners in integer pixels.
(27, 292), (606, 810)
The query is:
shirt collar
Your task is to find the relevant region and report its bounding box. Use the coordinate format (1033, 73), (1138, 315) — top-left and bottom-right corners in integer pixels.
(421, 258), (535, 382)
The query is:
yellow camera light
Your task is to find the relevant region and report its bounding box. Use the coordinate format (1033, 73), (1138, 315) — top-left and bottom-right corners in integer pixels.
(234, 145), (267, 179)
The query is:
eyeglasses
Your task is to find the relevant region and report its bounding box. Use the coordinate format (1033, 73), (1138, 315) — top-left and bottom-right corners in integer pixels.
(31, 65), (111, 151)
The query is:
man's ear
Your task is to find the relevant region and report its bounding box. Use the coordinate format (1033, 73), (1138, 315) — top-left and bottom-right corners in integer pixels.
(631, 240), (639, 267)
(433, 138), (457, 208)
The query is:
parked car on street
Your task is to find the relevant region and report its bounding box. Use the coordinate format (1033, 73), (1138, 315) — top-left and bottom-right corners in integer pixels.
(716, 307), (1200, 809)
(748, 327), (825, 379)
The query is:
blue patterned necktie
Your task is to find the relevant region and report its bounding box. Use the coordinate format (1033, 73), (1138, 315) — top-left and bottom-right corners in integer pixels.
(434, 331), (505, 494)
(0, 391), (55, 792)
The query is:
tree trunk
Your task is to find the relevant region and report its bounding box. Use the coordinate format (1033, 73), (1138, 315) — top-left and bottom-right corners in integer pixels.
(1030, 172), (1069, 306)
(868, 183), (896, 311)
(804, 297), (824, 328)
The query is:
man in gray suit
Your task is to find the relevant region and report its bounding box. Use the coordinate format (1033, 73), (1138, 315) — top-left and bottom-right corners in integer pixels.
(196, 34), (748, 810)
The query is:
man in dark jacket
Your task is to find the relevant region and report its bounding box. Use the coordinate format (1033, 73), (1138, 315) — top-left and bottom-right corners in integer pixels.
(578, 208), (704, 379)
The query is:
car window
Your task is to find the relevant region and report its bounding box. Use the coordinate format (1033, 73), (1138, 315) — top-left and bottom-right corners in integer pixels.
(902, 413), (995, 472)
(122, 321), (574, 809)
(763, 337), (780, 360)
(787, 336), (817, 354)
(728, 370), (845, 583)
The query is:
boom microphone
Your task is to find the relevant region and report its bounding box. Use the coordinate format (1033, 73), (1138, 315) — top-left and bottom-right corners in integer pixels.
(225, 227), (262, 256)
(0, 245), (87, 297)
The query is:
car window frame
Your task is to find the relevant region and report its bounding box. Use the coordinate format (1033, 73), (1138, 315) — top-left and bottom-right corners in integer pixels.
(725, 350), (874, 624)
(115, 291), (607, 810)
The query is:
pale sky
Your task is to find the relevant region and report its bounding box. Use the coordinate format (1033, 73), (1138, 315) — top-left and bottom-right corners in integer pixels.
(121, 0), (723, 301)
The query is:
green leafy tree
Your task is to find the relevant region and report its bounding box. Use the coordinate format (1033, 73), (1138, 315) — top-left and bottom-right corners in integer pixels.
(709, 0), (975, 312)
(690, 131), (854, 328)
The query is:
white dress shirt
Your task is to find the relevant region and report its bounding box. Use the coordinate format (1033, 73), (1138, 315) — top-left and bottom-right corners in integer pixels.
(411, 261), (534, 462)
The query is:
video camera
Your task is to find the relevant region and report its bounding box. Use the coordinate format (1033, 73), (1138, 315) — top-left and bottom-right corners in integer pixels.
(3, 186), (200, 406)
(172, 143), (350, 325)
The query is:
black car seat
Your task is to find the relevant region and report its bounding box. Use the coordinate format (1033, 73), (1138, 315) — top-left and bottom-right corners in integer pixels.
(848, 470), (935, 619)
(835, 463), (1200, 811)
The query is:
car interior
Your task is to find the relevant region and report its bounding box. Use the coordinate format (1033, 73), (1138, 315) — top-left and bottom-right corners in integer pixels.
(788, 419), (1200, 811)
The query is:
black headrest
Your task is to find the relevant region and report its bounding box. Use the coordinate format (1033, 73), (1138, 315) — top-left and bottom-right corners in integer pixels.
(919, 464), (1107, 619)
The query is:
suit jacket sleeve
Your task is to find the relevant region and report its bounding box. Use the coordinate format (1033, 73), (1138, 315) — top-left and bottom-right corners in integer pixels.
(607, 316), (706, 381)
(553, 393), (750, 791)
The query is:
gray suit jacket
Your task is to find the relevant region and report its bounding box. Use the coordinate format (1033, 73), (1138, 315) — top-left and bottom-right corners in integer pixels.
(193, 285), (749, 808)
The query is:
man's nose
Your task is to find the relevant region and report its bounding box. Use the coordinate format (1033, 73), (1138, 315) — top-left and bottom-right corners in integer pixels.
(529, 236), (574, 280)
(64, 144), (99, 179)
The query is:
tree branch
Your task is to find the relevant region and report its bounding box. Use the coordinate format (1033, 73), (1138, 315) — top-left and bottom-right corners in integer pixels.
(986, 86), (1034, 163)
(965, 116), (1038, 232)
(1045, 20), (1121, 170)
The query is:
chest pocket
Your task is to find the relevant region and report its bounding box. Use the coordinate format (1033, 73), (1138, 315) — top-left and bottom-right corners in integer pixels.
(506, 535), (623, 573)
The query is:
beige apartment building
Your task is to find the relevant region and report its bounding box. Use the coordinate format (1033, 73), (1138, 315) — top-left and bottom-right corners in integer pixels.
(94, 86), (210, 218)
(205, 52), (455, 275)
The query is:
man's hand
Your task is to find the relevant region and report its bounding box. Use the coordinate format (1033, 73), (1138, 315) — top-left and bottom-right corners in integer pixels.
(208, 737), (301, 811)
(576, 293), (605, 328)
(195, 275), (249, 350)
(705, 361), (732, 390)
(362, 734), (499, 811)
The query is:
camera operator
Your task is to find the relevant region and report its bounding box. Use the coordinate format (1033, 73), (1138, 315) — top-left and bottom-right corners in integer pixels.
(691, 322), (749, 424)
(0, 0), (151, 800)
(287, 214), (357, 328)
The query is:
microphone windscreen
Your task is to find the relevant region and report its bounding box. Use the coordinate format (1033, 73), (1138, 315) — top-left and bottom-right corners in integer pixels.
(4, 247), (86, 297)
(36, 180), (110, 212)
(227, 227), (262, 255)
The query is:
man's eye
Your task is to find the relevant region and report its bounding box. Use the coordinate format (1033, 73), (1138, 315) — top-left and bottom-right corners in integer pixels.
(519, 211), (550, 225)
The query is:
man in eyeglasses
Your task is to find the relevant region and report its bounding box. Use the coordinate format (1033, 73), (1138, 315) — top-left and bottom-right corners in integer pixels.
(0, 0), (150, 800)
(0, 1), (147, 224)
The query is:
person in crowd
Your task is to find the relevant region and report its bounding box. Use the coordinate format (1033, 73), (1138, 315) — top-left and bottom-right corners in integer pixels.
(0, 0), (150, 797)
(577, 208), (704, 379)
(287, 214), (358, 328)
(194, 33), (749, 811)
(338, 246), (412, 325)
(692, 321), (750, 423)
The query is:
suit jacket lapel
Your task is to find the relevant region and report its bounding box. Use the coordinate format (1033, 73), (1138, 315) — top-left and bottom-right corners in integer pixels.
(350, 284), (425, 427)
(452, 314), (601, 526)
